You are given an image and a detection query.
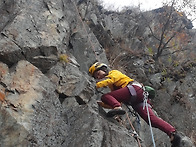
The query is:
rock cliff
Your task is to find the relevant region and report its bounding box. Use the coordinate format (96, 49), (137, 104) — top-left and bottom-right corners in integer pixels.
(0, 0), (195, 147)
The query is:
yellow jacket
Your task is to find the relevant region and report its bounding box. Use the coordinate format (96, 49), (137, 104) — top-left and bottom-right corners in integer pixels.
(96, 70), (134, 91)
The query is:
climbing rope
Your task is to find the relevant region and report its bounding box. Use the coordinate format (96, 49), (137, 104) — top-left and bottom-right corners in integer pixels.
(125, 104), (141, 137)
(143, 91), (156, 147)
(72, 0), (99, 60)
(72, 2), (154, 147)
(96, 90), (142, 147)
(125, 112), (142, 147)
(113, 113), (142, 147)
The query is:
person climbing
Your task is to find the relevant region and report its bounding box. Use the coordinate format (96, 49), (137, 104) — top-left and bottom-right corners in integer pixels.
(89, 62), (181, 147)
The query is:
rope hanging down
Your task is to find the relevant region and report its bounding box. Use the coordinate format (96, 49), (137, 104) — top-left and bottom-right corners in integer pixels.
(125, 112), (142, 147)
(72, 0), (99, 60)
(125, 104), (141, 136)
(96, 91), (142, 147)
(73, 2), (149, 147)
(143, 91), (156, 147)
(114, 113), (142, 147)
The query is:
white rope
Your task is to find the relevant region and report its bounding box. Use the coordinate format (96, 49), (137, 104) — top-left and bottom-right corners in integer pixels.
(143, 91), (156, 147)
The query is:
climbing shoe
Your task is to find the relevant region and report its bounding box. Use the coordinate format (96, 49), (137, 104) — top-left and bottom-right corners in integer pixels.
(107, 107), (126, 117)
(171, 132), (181, 147)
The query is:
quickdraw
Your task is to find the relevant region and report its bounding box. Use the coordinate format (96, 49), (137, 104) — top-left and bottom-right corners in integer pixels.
(114, 114), (142, 147)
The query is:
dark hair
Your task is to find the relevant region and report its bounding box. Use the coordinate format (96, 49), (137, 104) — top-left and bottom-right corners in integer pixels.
(98, 66), (109, 74)
(93, 66), (109, 78)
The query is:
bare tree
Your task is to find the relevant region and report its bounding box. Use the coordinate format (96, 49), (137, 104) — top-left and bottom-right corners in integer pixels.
(141, 0), (195, 61)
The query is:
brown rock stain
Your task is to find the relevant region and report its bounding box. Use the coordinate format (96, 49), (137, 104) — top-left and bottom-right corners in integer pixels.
(0, 91), (5, 102)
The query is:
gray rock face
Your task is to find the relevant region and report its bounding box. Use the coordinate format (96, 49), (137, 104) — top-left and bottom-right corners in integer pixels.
(0, 61), (67, 146)
(0, 0), (195, 147)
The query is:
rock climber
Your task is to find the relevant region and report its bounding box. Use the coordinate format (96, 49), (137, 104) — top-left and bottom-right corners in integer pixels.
(89, 62), (181, 147)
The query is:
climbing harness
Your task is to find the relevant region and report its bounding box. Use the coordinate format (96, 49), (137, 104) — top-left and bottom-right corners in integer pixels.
(72, 2), (155, 146)
(143, 91), (156, 147)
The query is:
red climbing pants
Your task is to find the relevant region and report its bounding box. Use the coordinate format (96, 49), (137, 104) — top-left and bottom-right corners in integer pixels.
(101, 85), (176, 136)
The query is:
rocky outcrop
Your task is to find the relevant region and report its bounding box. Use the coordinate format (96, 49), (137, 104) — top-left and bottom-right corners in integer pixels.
(0, 61), (67, 146)
(0, 0), (195, 146)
